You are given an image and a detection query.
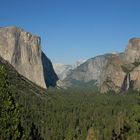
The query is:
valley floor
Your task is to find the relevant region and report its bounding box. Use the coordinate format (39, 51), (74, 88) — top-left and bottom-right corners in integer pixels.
(12, 88), (140, 140)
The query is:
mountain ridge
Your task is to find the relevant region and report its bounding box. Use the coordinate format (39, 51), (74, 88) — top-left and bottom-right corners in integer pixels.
(58, 38), (140, 93)
(59, 53), (120, 88)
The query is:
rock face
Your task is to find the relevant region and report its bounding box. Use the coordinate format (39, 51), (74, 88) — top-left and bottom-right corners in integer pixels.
(100, 38), (140, 93)
(125, 38), (140, 62)
(61, 54), (113, 88)
(41, 52), (58, 87)
(123, 38), (140, 91)
(100, 53), (126, 93)
(60, 38), (140, 93)
(0, 26), (58, 88)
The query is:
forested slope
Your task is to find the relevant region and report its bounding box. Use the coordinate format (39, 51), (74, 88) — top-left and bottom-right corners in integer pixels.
(0, 57), (140, 140)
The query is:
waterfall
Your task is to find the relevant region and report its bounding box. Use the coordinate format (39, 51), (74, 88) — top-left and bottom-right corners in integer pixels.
(126, 73), (130, 90)
(121, 73), (131, 91)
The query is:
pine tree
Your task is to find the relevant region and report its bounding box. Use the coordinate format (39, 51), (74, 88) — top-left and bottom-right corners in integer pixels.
(132, 91), (140, 138)
(28, 123), (44, 140)
(0, 66), (23, 140)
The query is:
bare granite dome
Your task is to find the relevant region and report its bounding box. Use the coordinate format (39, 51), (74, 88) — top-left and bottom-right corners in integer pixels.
(125, 38), (140, 62)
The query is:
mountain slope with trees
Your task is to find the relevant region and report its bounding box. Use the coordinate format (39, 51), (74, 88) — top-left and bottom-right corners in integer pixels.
(0, 57), (140, 139)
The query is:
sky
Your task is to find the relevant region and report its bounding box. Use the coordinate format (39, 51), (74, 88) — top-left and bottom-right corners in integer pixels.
(1, 0), (140, 64)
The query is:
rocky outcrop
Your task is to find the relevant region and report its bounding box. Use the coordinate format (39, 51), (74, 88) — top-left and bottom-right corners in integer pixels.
(61, 54), (113, 88)
(100, 38), (140, 93)
(123, 38), (140, 91)
(100, 53), (126, 93)
(52, 37), (140, 92)
(125, 38), (140, 62)
(60, 38), (140, 93)
(0, 26), (58, 88)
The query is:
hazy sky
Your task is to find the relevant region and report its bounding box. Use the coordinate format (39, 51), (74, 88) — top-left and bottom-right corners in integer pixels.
(1, 0), (140, 64)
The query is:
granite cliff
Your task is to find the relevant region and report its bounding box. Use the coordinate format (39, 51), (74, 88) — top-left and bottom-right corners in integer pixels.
(60, 38), (140, 93)
(0, 26), (58, 88)
(2, 26), (140, 93)
(100, 38), (140, 93)
(60, 54), (113, 88)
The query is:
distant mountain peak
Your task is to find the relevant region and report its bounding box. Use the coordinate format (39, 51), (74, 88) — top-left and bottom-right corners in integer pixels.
(53, 59), (86, 81)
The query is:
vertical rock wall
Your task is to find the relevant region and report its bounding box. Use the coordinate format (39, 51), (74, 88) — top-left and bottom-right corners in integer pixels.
(0, 26), (57, 88)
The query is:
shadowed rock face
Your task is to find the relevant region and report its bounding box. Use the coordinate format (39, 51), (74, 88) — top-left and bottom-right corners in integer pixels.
(41, 52), (58, 87)
(0, 26), (58, 89)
